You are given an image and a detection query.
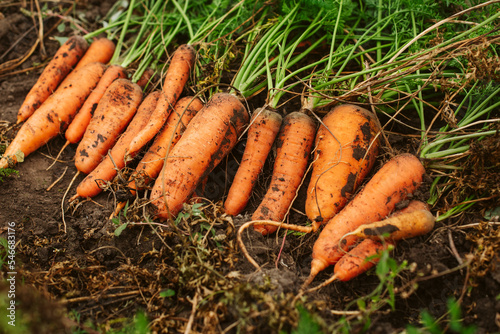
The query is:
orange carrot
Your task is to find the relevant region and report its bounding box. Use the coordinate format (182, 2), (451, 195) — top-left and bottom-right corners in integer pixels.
(74, 78), (143, 175)
(333, 239), (391, 282)
(65, 65), (127, 144)
(127, 96), (204, 195)
(252, 111), (316, 235)
(127, 44), (196, 157)
(346, 208), (435, 242)
(307, 153), (426, 284)
(305, 104), (380, 230)
(73, 91), (159, 199)
(135, 67), (157, 90)
(149, 92), (249, 220)
(45, 65), (128, 170)
(303, 200), (430, 291)
(224, 108), (283, 216)
(71, 36), (116, 72)
(0, 62), (106, 169)
(111, 94), (200, 217)
(16, 36), (89, 124)
(333, 200), (431, 282)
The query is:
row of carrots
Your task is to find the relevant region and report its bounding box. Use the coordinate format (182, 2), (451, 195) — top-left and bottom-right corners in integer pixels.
(1, 36), (435, 288)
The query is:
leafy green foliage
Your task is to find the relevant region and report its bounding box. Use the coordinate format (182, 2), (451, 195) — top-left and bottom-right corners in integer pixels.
(280, 0), (355, 31)
(330, 247), (409, 332)
(0, 168), (19, 182)
(68, 309), (150, 334)
(112, 201), (129, 236)
(0, 237), (9, 269)
(292, 305), (323, 334)
(406, 297), (477, 334)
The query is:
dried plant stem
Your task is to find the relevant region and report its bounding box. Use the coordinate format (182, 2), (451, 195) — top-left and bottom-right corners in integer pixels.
(46, 166), (68, 191)
(237, 220), (313, 271)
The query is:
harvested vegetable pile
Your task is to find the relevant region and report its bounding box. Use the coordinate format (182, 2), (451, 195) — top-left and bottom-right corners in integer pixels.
(0, 0), (499, 333)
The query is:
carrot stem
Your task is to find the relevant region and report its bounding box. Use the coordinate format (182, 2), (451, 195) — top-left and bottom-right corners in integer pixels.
(110, 0), (135, 65)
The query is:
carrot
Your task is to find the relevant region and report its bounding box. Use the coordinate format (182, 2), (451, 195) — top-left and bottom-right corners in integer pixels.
(335, 201), (431, 280)
(135, 67), (157, 90)
(66, 65), (127, 144)
(302, 200), (430, 292)
(16, 36), (89, 124)
(71, 36), (116, 73)
(305, 104), (380, 230)
(74, 78), (143, 175)
(46, 65), (128, 170)
(252, 111), (316, 235)
(127, 96), (204, 195)
(335, 239), (391, 282)
(72, 90), (159, 199)
(189, 175), (209, 205)
(149, 92), (249, 220)
(0, 62), (106, 169)
(345, 208), (435, 242)
(127, 44), (196, 157)
(306, 153), (426, 285)
(224, 108), (283, 216)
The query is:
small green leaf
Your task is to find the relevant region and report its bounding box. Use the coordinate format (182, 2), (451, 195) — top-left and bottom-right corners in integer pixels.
(133, 311), (149, 333)
(484, 206), (500, 220)
(114, 222), (128, 236)
(357, 299), (366, 311)
(420, 311), (441, 334)
(292, 305), (322, 334)
(53, 36), (68, 46)
(160, 289), (176, 298)
(57, 23), (66, 33)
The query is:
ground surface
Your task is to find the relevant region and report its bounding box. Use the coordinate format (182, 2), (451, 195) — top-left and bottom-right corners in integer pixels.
(0, 1), (499, 333)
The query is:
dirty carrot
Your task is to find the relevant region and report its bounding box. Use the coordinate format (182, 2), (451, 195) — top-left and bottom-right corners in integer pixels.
(66, 65), (127, 144)
(46, 64), (128, 170)
(334, 201), (433, 281)
(74, 78), (143, 175)
(127, 44), (196, 157)
(112, 95), (203, 218)
(302, 200), (430, 292)
(72, 90), (159, 200)
(127, 96), (204, 195)
(224, 108), (283, 216)
(149, 92), (249, 220)
(306, 153), (426, 285)
(335, 201), (432, 278)
(71, 36), (116, 72)
(335, 239), (392, 282)
(16, 35), (89, 124)
(305, 104), (380, 230)
(345, 208), (435, 242)
(303, 239), (392, 295)
(0, 62), (106, 169)
(252, 111), (316, 235)
(135, 67), (157, 90)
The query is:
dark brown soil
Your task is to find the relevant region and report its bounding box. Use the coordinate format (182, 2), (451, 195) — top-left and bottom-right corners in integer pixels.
(1, 1), (499, 333)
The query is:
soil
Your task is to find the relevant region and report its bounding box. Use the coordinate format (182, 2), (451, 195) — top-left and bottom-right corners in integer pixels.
(1, 1), (499, 334)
